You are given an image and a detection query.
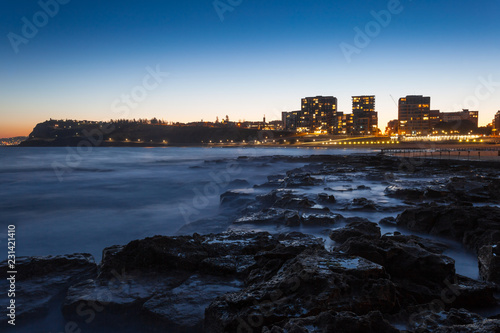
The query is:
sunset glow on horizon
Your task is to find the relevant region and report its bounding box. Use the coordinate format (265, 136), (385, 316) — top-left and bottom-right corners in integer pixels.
(2, 0), (500, 138)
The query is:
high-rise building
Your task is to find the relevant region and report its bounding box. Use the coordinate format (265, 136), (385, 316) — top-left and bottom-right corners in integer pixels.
(398, 95), (431, 136)
(301, 96), (338, 133)
(352, 96), (377, 135)
(336, 112), (354, 135)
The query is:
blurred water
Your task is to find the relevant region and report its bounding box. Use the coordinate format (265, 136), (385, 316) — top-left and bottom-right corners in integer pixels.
(0, 147), (375, 261)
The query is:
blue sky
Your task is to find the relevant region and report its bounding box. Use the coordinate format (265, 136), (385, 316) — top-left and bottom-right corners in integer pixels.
(1, 0), (499, 137)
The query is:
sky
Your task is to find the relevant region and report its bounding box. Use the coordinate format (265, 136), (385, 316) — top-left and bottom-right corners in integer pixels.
(1, 0), (500, 137)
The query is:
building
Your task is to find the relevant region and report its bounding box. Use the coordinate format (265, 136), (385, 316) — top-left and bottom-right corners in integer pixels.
(398, 95), (431, 136)
(301, 96), (338, 133)
(429, 110), (441, 129)
(494, 111), (500, 135)
(336, 112), (354, 135)
(282, 96), (338, 133)
(439, 109), (479, 128)
(352, 96), (377, 135)
(282, 111), (301, 132)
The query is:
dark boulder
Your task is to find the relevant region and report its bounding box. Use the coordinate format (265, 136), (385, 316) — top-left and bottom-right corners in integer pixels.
(478, 244), (500, 284)
(396, 206), (500, 252)
(205, 249), (398, 333)
(329, 220), (381, 244)
(265, 310), (399, 333)
(0, 254), (97, 324)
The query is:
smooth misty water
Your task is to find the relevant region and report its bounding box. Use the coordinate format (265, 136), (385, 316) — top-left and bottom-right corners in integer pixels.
(0, 146), (492, 333)
(0, 147), (375, 262)
(0, 147), (481, 279)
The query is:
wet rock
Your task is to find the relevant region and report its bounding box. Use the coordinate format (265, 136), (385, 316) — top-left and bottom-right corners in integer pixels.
(0, 254), (97, 323)
(317, 193), (336, 203)
(267, 310), (399, 333)
(382, 234), (448, 254)
(379, 216), (397, 227)
(337, 235), (455, 286)
(205, 249), (399, 333)
(447, 177), (492, 202)
(283, 173), (323, 188)
(228, 179), (250, 188)
(302, 213), (343, 226)
(423, 186), (450, 199)
(99, 231), (278, 278)
(385, 185), (425, 200)
(63, 272), (190, 319)
(408, 308), (483, 332)
(451, 275), (497, 308)
(220, 189), (255, 208)
(396, 206), (500, 252)
(142, 275), (242, 330)
(274, 194), (317, 210)
(345, 197), (379, 211)
(64, 232), (326, 330)
(234, 208), (303, 226)
(329, 220), (381, 244)
(478, 244), (500, 284)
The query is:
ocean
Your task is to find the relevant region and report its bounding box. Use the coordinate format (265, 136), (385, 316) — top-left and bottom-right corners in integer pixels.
(0, 147), (376, 262)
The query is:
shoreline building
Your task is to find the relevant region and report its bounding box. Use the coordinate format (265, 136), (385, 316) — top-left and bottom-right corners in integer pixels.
(398, 95), (431, 136)
(282, 110), (301, 132)
(493, 111), (500, 135)
(282, 96), (338, 133)
(352, 95), (378, 135)
(439, 109), (479, 128)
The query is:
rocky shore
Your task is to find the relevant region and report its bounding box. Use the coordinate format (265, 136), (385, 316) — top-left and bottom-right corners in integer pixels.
(2, 154), (500, 332)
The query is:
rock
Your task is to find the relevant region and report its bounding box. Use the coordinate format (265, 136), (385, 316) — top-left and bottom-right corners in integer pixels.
(428, 319), (500, 333)
(446, 177), (492, 202)
(382, 234), (449, 254)
(142, 275), (242, 330)
(379, 216), (397, 227)
(329, 220), (381, 244)
(385, 185), (424, 200)
(337, 235), (455, 286)
(63, 272), (190, 320)
(270, 310), (399, 333)
(408, 308), (483, 332)
(220, 189), (255, 209)
(228, 179), (250, 188)
(64, 231), (325, 330)
(317, 193), (336, 203)
(478, 244), (500, 284)
(302, 213), (343, 226)
(205, 249), (399, 333)
(396, 206), (500, 252)
(283, 173), (322, 188)
(0, 254), (97, 323)
(234, 208), (303, 226)
(451, 275), (497, 308)
(346, 197), (379, 211)
(254, 175), (285, 188)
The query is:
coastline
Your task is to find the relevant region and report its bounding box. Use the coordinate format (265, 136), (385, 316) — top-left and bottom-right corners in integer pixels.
(2, 152), (500, 332)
